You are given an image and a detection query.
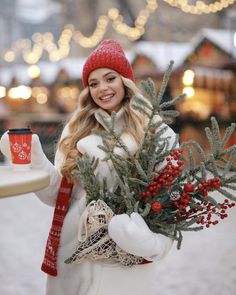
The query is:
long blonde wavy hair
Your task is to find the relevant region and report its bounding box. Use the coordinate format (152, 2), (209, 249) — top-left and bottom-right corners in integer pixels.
(59, 76), (149, 182)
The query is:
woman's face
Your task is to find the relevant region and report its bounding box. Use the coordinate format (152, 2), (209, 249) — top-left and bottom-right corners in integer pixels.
(88, 68), (125, 113)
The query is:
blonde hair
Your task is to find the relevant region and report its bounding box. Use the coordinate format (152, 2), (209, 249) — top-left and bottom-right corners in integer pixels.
(59, 76), (149, 182)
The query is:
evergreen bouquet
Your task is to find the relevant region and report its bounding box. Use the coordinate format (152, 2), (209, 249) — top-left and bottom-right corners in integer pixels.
(65, 61), (236, 266)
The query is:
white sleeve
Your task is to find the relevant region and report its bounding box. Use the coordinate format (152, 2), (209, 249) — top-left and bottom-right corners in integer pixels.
(34, 124), (70, 207)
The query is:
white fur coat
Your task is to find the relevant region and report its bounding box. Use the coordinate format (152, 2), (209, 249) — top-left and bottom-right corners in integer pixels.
(35, 108), (177, 295)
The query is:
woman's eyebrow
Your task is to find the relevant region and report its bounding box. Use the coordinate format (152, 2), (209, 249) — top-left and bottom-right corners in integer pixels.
(88, 71), (117, 83)
(104, 71), (116, 76)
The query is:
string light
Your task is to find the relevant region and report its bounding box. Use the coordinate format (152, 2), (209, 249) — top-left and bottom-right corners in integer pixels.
(163, 0), (236, 15)
(0, 86), (6, 98)
(182, 69), (195, 86)
(27, 65), (41, 79)
(1, 0), (235, 64)
(109, 0), (158, 41)
(8, 85), (32, 100)
(183, 86), (195, 97)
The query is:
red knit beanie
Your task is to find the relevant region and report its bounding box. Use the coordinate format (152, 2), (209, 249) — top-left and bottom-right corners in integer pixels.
(82, 39), (134, 87)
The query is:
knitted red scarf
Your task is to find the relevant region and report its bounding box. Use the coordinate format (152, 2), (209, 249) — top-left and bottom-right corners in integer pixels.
(41, 176), (73, 276)
(41, 177), (152, 276)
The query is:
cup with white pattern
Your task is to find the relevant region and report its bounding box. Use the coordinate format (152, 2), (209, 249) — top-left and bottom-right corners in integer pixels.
(8, 128), (32, 170)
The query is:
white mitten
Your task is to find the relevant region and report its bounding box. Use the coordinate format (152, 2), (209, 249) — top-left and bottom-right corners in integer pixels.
(108, 212), (173, 261)
(0, 131), (52, 170)
(0, 131), (60, 205)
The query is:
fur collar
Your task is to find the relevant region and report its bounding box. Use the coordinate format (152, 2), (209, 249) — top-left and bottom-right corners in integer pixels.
(94, 108), (126, 133)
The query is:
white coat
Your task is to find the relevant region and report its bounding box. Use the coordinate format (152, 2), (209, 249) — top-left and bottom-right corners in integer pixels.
(35, 108), (177, 295)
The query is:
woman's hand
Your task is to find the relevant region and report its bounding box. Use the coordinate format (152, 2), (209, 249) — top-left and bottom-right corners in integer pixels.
(0, 131), (48, 169)
(108, 212), (173, 260)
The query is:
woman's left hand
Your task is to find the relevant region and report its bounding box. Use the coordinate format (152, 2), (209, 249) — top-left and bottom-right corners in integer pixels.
(108, 212), (173, 260)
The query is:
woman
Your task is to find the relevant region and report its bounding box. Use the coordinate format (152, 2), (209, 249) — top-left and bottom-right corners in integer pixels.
(0, 39), (177, 295)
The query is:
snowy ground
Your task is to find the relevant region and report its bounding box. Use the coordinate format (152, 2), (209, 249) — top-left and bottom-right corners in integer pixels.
(0, 191), (236, 295)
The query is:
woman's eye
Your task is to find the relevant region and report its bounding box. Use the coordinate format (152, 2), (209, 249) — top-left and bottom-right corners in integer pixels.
(107, 76), (115, 82)
(89, 82), (97, 88)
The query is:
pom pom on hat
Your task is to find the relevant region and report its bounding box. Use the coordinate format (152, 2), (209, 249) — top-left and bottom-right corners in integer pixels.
(82, 39), (134, 87)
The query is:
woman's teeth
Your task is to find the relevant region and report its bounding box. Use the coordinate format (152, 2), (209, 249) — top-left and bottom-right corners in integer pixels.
(100, 94), (113, 100)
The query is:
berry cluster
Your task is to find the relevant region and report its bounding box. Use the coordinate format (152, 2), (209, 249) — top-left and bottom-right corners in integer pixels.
(174, 195), (235, 228)
(196, 178), (221, 198)
(139, 148), (235, 231)
(139, 150), (183, 211)
(173, 191), (192, 211)
(173, 177), (221, 211)
(195, 199), (235, 228)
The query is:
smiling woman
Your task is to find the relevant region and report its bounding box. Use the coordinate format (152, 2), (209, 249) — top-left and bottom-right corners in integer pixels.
(88, 69), (125, 113)
(0, 39), (177, 295)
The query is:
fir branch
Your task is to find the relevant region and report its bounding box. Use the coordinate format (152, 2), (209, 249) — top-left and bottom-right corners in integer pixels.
(186, 145), (196, 171)
(200, 161), (207, 180)
(222, 147), (236, 177)
(187, 140), (206, 163)
(223, 183), (236, 190)
(159, 93), (186, 109)
(116, 175), (136, 214)
(129, 178), (149, 186)
(221, 123), (236, 148)
(134, 159), (148, 181)
(205, 195), (221, 208)
(159, 110), (180, 119)
(179, 226), (203, 232)
(140, 78), (156, 99)
(176, 230), (183, 250)
(155, 61), (174, 108)
(217, 188), (236, 201)
(132, 95), (153, 111)
(140, 203), (151, 217)
(73, 154), (101, 203)
(222, 145), (236, 155)
(72, 65), (236, 254)
(208, 154), (220, 177)
(205, 127), (215, 153)
(177, 216), (200, 228)
(131, 104), (152, 119)
(210, 117), (222, 155)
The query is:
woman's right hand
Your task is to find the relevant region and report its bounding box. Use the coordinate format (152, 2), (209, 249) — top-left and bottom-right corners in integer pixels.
(0, 131), (48, 169)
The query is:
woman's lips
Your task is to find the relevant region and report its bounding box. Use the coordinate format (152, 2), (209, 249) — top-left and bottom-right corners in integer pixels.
(100, 94), (114, 101)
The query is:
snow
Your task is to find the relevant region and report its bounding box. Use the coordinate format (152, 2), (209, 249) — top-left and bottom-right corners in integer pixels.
(0, 190), (236, 295)
(127, 41), (192, 70)
(192, 28), (236, 58)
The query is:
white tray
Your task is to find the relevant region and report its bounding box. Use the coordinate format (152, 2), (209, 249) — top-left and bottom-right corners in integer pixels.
(0, 166), (50, 198)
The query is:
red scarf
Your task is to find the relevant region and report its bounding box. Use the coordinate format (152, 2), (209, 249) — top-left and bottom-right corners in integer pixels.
(41, 176), (73, 276)
(41, 177), (152, 276)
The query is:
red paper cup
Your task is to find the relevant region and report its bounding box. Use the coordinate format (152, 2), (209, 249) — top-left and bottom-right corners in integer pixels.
(8, 128), (33, 170)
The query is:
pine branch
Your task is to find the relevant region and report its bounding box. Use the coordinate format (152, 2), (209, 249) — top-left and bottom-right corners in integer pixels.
(73, 154), (101, 203)
(160, 93), (186, 109)
(72, 62), (236, 254)
(155, 61), (174, 108)
(221, 123), (236, 148)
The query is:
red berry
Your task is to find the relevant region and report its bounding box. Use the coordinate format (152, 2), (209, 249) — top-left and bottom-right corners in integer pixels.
(151, 201), (162, 212)
(184, 183), (195, 193)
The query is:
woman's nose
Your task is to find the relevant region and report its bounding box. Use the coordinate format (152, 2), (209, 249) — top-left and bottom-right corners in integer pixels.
(99, 81), (108, 91)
